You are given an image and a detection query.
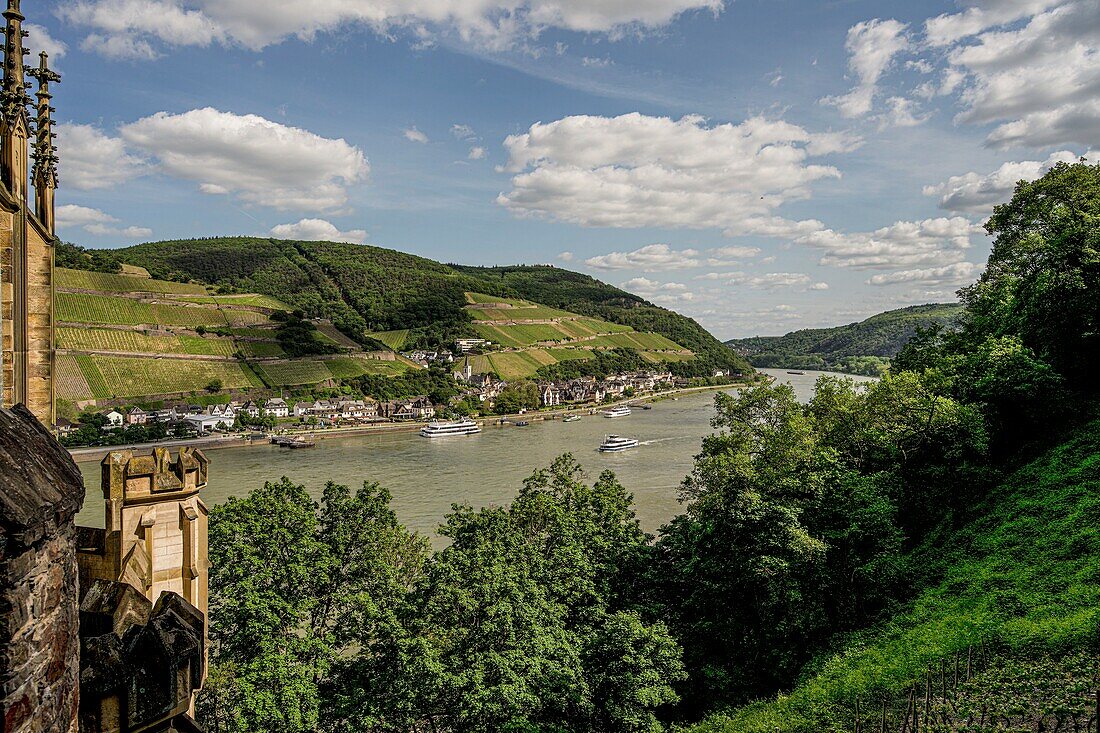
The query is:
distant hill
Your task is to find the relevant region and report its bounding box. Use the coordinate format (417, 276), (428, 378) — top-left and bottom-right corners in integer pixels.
(726, 303), (965, 376)
(100, 238), (750, 378)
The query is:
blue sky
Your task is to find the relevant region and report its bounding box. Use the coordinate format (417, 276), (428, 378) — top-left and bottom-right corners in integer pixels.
(30, 0), (1099, 338)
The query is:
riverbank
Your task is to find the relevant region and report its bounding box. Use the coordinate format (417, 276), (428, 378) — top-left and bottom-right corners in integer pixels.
(67, 382), (747, 463)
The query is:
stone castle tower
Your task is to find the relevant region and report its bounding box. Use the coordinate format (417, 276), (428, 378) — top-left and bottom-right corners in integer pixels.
(0, 0), (59, 425)
(78, 447), (211, 624)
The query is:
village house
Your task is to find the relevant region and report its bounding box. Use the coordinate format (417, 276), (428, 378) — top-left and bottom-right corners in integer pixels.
(264, 398), (290, 418)
(240, 401), (261, 418)
(102, 409), (124, 429)
(294, 401), (313, 418)
(185, 413), (230, 433)
(148, 407), (178, 423)
(125, 407), (147, 425)
(410, 397), (437, 419)
(208, 403), (237, 421)
(541, 383), (563, 407)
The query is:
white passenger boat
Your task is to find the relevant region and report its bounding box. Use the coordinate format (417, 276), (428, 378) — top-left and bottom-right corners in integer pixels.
(420, 419), (482, 437)
(599, 435), (639, 452)
(603, 406), (632, 418)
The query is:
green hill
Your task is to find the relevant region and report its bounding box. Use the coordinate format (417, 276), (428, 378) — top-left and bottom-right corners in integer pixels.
(52, 265), (410, 412)
(689, 414), (1100, 733)
(726, 303), (965, 375)
(97, 237), (749, 378)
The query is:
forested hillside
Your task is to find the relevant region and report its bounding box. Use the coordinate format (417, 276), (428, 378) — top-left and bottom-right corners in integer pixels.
(194, 161), (1100, 733)
(727, 303), (965, 375)
(99, 238), (749, 378)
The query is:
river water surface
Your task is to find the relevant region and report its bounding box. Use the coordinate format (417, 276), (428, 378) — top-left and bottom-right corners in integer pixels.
(74, 369), (874, 540)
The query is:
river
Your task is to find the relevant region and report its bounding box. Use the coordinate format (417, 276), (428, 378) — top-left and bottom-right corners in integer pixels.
(74, 369), (875, 541)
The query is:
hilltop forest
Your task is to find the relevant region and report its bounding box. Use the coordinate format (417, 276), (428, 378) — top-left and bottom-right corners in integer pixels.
(194, 164), (1100, 732)
(86, 238), (748, 379)
(726, 303), (965, 375)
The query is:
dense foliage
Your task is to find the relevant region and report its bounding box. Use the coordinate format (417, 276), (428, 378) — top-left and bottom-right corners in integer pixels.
(200, 458), (685, 732)
(100, 238), (749, 377)
(55, 241), (123, 273)
(349, 364), (460, 404)
(727, 303), (965, 375)
(197, 162), (1100, 733)
(271, 310), (341, 357)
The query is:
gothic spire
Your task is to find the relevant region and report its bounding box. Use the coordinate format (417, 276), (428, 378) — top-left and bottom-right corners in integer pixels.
(29, 51), (59, 190)
(1, 0), (30, 123)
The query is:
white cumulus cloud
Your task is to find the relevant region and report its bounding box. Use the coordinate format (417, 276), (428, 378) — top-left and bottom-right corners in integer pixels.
(821, 18), (910, 118)
(119, 107), (369, 211)
(585, 244), (700, 271)
(499, 112), (857, 238)
(24, 24), (68, 61)
(270, 218), (367, 244)
(404, 127), (429, 143)
(621, 277), (695, 304)
(923, 151), (1085, 213)
(796, 217), (981, 270)
(59, 0), (725, 58)
(867, 261), (983, 286)
(56, 123), (147, 190)
(724, 271), (813, 289)
(56, 204), (152, 238)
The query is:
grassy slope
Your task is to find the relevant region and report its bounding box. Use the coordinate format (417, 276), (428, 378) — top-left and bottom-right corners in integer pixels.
(727, 304), (964, 374)
(689, 417), (1100, 732)
(105, 239), (749, 377)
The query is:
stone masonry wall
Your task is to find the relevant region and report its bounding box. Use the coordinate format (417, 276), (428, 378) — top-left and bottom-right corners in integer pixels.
(1, 521), (80, 733)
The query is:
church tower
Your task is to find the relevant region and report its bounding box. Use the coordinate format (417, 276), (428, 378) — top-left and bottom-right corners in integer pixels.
(0, 0), (57, 424)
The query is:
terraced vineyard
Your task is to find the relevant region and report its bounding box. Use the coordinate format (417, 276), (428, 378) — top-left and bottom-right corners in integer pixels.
(236, 341), (285, 358)
(57, 292), (154, 326)
(55, 354), (94, 401)
(83, 356), (259, 397)
(57, 328), (236, 357)
(177, 294), (289, 309)
(55, 268), (207, 295)
(53, 265), (417, 405)
(462, 292), (692, 376)
(253, 360), (333, 386)
(365, 329), (410, 350)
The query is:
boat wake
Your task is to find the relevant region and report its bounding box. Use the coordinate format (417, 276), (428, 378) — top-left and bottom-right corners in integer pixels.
(637, 437), (688, 447)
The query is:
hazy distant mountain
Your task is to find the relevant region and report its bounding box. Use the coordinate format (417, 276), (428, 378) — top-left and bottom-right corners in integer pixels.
(725, 303), (965, 376)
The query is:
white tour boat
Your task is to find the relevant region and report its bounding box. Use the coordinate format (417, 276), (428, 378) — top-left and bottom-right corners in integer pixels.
(603, 405), (632, 418)
(420, 419), (482, 437)
(599, 435), (639, 453)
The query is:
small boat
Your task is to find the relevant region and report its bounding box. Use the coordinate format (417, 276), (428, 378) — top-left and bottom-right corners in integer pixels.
(562, 415), (581, 423)
(515, 420), (530, 427)
(599, 435), (639, 453)
(272, 436), (315, 449)
(420, 419), (482, 437)
(641, 405), (653, 411)
(787, 371), (806, 375)
(603, 406), (632, 418)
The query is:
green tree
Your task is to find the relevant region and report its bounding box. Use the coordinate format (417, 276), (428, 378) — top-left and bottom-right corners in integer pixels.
(197, 478), (429, 733)
(960, 160), (1100, 390)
